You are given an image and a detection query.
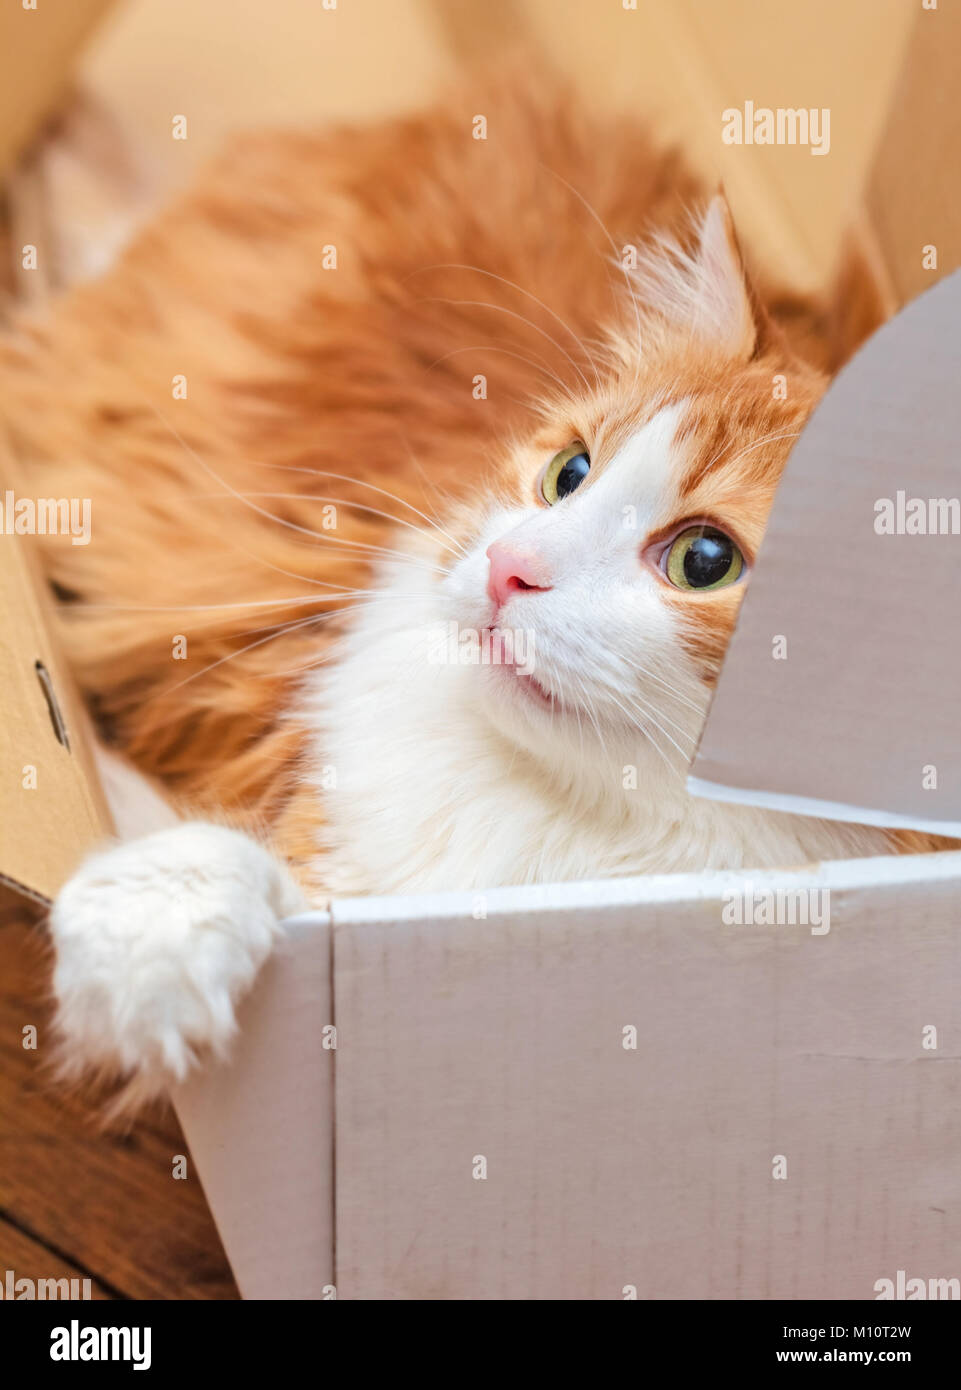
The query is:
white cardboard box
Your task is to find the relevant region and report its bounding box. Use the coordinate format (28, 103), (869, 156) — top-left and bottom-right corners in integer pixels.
(175, 851), (961, 1301)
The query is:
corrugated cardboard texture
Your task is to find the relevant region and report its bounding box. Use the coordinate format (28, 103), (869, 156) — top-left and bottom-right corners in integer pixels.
(172, 915), (334, 1301)
(690, 269), (961, 834)
(0, 489), (112, 902)
(323, 857), (960, 1299)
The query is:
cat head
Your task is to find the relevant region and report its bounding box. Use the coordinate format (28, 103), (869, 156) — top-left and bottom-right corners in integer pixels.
(441, 196), (826, 777)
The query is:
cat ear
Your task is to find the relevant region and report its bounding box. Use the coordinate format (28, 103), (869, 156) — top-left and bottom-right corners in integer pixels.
(690, 195), (758, 360)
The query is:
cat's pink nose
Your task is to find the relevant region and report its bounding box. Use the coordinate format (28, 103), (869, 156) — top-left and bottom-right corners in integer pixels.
(486, 541), (552, 611)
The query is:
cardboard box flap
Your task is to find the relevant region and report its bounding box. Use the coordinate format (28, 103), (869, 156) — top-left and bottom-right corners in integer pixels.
(0, 509), (112, 904)
(688, 267), (961, 835)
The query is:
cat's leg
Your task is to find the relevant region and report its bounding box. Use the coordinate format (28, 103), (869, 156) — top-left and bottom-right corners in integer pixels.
(50, 752), (308, 1109)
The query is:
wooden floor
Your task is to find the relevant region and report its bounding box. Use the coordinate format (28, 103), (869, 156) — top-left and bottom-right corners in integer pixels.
(0, 898), (239, 1299)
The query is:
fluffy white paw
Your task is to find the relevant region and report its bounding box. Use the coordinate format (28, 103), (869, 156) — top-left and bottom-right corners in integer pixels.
(49, 822), (306, 1110)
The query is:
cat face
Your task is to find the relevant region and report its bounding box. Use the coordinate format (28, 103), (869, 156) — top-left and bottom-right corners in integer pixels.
(441, 198), (826, 773)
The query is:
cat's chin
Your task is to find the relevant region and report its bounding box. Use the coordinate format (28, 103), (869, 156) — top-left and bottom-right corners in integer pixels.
(495, 664), (560, 713)
(482, 660), (562, 717)
(475, 660), (592, 766)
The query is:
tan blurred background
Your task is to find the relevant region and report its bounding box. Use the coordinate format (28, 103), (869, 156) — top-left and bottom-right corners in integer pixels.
(0, 0), (939, 303)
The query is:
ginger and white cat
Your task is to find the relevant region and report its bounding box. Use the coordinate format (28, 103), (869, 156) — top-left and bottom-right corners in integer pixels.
(0, 73), (905, 1108)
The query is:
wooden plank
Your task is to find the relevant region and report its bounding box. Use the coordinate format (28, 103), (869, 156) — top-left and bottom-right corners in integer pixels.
(0, 920), (238, 1300)
(0, 1214), (114, 1300)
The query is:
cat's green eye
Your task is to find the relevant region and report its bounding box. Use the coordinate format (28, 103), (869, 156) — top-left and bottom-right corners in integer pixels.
(541, 444), (590, 504)
(664, 525), (743, 591)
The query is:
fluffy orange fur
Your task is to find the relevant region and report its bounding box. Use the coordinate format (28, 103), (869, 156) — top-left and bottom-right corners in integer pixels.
(0, 66), (939, 881)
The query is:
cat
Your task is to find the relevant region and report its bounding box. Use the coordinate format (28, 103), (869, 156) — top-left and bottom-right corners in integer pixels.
(0, 67), (921, 1110)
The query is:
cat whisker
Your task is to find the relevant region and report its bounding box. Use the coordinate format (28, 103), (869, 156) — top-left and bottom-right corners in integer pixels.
(158, 610), (337, 695)
(408, 263), (603, 390)
(568, 680), (587, 763)
(567, 670), (608, 750)
(224, 540), (457, 598)
(415, 297), (594, 397)
(696, 428), (802, 485)
(250, 642), (352, 681)
(209, 492), (462, 561)
(624, 680), (699, 740)
(538, 162), (644, 368)
(204, 496), (455, 573)
(229, 595), (468, 683)
(617, 656), (707, 716)
(207, 612), (338, 644)
(625, 693), (698, 746)
(66, 586), (454, 616)
(400, 442), (467, 527)
(608, 691), (679, 775)
(142, 401), (452, 573)
(235, 464), (470, 559)
(252, 606), (441, 683)
(628, 700), (695, 756)
(425, 344), (576, 402)
(62, 595), (343, 614)
(614, 689), (694, 768)
(578, 689), (604, 751)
